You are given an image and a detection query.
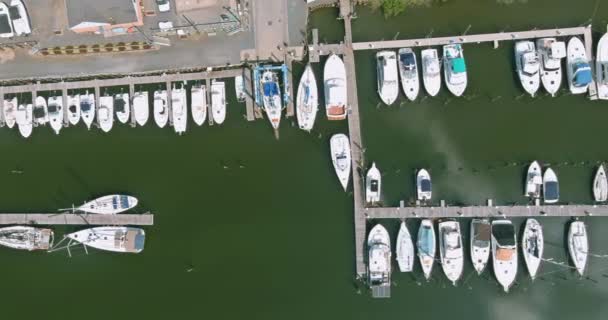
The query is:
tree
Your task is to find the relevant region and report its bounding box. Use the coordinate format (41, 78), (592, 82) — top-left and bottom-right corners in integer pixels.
(381, 0), (407, 18)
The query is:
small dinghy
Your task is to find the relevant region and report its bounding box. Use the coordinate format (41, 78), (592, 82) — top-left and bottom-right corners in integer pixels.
(417, 219), (436, 280)
(525, 161), (543, 199)
(398, 48), (420, 101)
(593, 164), (608, 202)
(47, 95), (63, 134)
(470, 219), (491, 274)
(33, 96), (48, 126)
(66, 95), (80, 126)
(536, 38), (565, 96)
(568, 220), (588, 276)
(491, 219), (518, 293)
(566, 37), (592, 95)
(365, 162), (381, 204)
(3, 96), (17, 128)
(66, 227), (145, 254)
(522, 218), (543, 280)
(324, 53), (347, 120)
(396, 221), (414, 272)
(191, 84), (207, 126)
(260, 71), (282, 129)
(153, 90), (169, 128)
(296, 64), (318, 131)
(376, 50), (399, 105)
(597, 32), (608, 99)
(439, 220), (464, 285)
(132, 91), (149, 126)
(421, 48), (441, 97)
(416, 168), (432, 201)
(0, 226), (53, 251)
(211, 81), (226, 125)
(80, 92), (95, 129)
(114, 93), (130, 124)
(235, 75), (246, 102)
(330, 133), (351, 191)
(443, 44), (467, 97)
(171, 86), (188, 135)
(543, 168), (559, 204)
(97, 95), (114, 133)
(77, 194), (138, 214)
(16, 103), (33, 138)
(515, 41), (541, 97)
(367, 224), (391, 287)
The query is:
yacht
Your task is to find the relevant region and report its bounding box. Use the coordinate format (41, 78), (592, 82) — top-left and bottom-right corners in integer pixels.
(398, 48), (420, 101)
(66, 95), (80, 126)
(296, 64), (318, 131)
(515, 41), (541, 97)
(396, 221), (414, 272)
(77, 194), (138, 215)
(525, 161), (542, 199)
(171, 86), (188, 134)
(33, 96), (48, 126)
(438, 220), (463, 285)
(324, 53), (347, 120)
(597, 32), (608, 99)
(0, 226), (53, 251)
(416, 168), (432, 201)
(235, 75), (246, 102)
(15, 103), (32, 138)
(568, 221), (588, 276)
(593, 164), (608, 202)
(66, 227), (145, 253)
(522, 218), (544, 280)
(421, 48), (441, 96)
(153, 90), (169, 128)
(191, 84), (207, 126)
(80, 92), (95, 129)
(47, 95), (63, 134)
(211, 81), (226, 125)
(443, 44), (467, 97)
(543, 168), (559, 204)
(365, 162), (381, 204)
(330, 133), (351, 191)
(97, 95), (114, 133)
(566, 37), (592, 95)
(417, 219), (436, 280)
(491, 219), (517, 293)
(367, 224), (391, 287)
(3, 96), (17, 128)
(536, 38), (566, 96)
(470, 218), (491, 274)
(114, 93), (130, 124)
(8, 0), (30, 36)
(132, 91), (149, 126)
(376, 50), (399, 105)
(261, 71), (282, 129)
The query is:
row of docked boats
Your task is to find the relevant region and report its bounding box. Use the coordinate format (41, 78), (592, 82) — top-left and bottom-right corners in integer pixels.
(369, 218), (589, 292)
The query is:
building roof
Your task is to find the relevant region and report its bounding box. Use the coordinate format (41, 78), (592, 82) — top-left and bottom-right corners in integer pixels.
(67, 0), (139, 29)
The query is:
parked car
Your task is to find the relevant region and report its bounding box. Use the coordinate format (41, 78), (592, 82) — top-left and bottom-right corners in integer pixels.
(157, 0), (171, 12)
(9, 0), (31, 36)
(0, 2), (14, 38)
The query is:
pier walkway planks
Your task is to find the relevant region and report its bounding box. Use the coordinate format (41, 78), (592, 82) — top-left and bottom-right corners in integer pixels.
(0, 213), (154, 225)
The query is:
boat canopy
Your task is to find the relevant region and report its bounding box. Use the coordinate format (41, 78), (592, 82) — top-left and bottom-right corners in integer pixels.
(451, 58), (466, 73)
(8, 6), (21, 20)
(473, 222), (491, 243)
(47, 104), (58, 113)
(115, 98), (125, 112)
(545, 181), (559, 201)
(573, 62), (592, 87)
(444, 231), (460, 249)
(33, 106), (45, 118)
(493, 223), (515, 246)
(263, 82), (279, 97)
(419, 226), (434, 255)
(370, 180), (379, 192)
(400, 52), (415, 68)
(81, 101), (91, 111)
(420, 179), (431, 192)
(522, 52), (540, 74)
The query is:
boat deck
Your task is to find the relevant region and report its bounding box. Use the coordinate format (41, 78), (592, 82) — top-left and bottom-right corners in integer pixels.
(0, 213), (154, 225)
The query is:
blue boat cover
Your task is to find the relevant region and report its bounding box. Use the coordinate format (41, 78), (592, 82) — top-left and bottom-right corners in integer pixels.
(545, 181), (559, 201)
(81, 102), (91, 111)
(120, 195), (130, 209)
(421, 179), (431, 192)
(574, 63), (592, 86)
(263, 82), (279, 97)
(112, 196), (118, 209)
(400, 52), (415, 65)
(419, 226), (434, 255)
(452, 58), (466, 73)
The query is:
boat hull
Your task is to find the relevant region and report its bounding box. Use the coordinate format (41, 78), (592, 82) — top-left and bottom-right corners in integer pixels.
(594, 164), (608, 202)
(416, 168), (432, 201)
(154, 90), (169, 128)
(417, 219), (436, 279)
(171, 88), (188, 134)
(543, 168), (559, 204)
(568, 221), (588, 276)
(98, 96), (114, 133)
(67, 227), (145, 253)
(78, 195), (138, 215)
(438, 220), (464, 285)
(0, 226), (53, 251)
(515, 41), (541, 97)
(191, 85), (207, 126)
(16, 104), (33, 138)
(421, 49), (441, 97)
(324, 54), (347, 120)
(443, 44), (467, 97)
(330, 133), (351, 191)
(48, 96), (63, 134)
(367, 224), (391, 285)
(115, 93), (130, 124)
(597, 33), (608, 99)
(536, 38), (563, 97)
(133, 92), (149, 126)
(470, 219), (490, 275)
(491, 220), (518, 292)
(67, 95), (80, 126)
(80, 93), (95, 129)
(3, 97), (17, 128)
(566, 37), (591, 95)
(522, 219), (544, 280)
(296, 65), (318, 131)
(525, 161), (542, 198)
(365, 162), (381, 204)
(377, 50), (399, 105)
(396, 221), (414, 272)
(211, 81), (226, 124)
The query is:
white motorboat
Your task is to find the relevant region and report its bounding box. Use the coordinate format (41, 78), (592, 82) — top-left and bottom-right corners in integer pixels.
(515, 41), (541, 97)
(396, 221), (414, 272)
(397, 48), (420, 101)
(522, 218), (544, 280)
(3, 96), (17, 128)
(491, 220), (518, 293)
(330, 133), (351, 191)
(443, 44), (467, 97)
(8, 0), (30, 36)
(0, 3), (14, 38)
(80, 92), (95, 129)
(536, 38), (565, 97)
(260, 71), (282, 129)
(132, 91), (149, 126)
(525, 161), (543, 199)
(421, 48), (441, 97)
(296, 64), (318, 131)
(211, 81), (226, 125)
(470, 218), (491, 274)
(324, 53), (347, 120)
(77, 194), (138, 215)
(15, 103), (32, 138)
(235, 75), (246, 102)
(438, 220), (463, 285)
(377, 50), (399, 105)
(97, 95), (114, 133)
(566, 37), (592, 95)
(33, 96), (48, 126)
(66, 95), (80, 126)
(114, 93), (130, 124)
(365, 162), (381, 204)
(367, 224), (391, 287)
(153, 90), (168, 128)
(543, 168), (559, 204)
(416, 168), (432, 201)
(568, 221), (588, 276)
(191, 84), (207, 126)
(0, 226), (53, 251)
(66, 227), (145, 253)
(47, 96), (63, 134)
(593, 164), (608, 202)
(417, 219), (436, 280)
(171, 86), (188, 135)
(597, 32), (608, 99)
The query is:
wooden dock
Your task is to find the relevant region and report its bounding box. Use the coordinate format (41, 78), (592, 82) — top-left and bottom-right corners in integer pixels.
(0, 213), (154, 225)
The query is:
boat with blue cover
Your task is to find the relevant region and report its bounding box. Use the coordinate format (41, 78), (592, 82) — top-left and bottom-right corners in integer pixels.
(261, 71), (282, 130)
(417, 219), (436, 280)
(77, 195), (139, 215)
(443, 44), (467, 97)
(566, 37), (592, 95)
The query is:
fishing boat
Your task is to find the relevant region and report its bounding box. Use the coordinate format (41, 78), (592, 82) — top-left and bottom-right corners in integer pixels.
(367, 224), (391, 287)
(77, 194), (138, 215)
(593, 164), (608, 202)
(330, 133), (351, 191)
(515, 41), (541, 97)
(536, 38), (565, 97)
(0, 226), (53, 251)
(376, 50), (399, 105)
(491, 219), (518, 293)
(47, 95), (63, 134)
(416, 168), (432, 201)
(438, 220), (463, 285)
(396, 221), (414, 272)
(171, 86), (188, 135)
(33, 96), (48, 126)
(365, 162), (381, 204)
(132, 91), (149, 126)
(397, 48), (420, 101)
(598, 32), (608, 99)
(324, 53), (347, 120)
(260, 71), (282, 129)
(80, 92), (95, 129)
(543, 168), (559, 204)
(191, 84), (207, 126)
(525, 161), (542, 199)
(296, 64), (318, 131)
(443, 44), (467, 97)
(98, 95), (114, 133)
(15, 103), (32, 138)
(66, 95), (80, 126)
(568, 221), (588, 276)
(470, 218), (491, 274)
(66, 227), (145, 254)
(211, 81), (226, 125)
(235, 75), (246, 102)
(421, 48), (441, 96)
(114, 93), (130, 124)
(417, 219), (436, 280)
(522, 218), (543, 280)
(3, 96), (16, 128)
(153, 90), (168, 128)
(566, 37), (592, 95)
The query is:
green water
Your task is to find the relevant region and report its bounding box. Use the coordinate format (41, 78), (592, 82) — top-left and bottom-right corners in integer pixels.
(1, 1), (608, 319)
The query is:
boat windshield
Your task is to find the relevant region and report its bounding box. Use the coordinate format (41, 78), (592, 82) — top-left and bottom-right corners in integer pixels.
(493, 223), (515, 247)
(8, 6), (21, 19)
(600, 63), (608, 84)
(418, 226), (434, 255)
(545, 181), (559, 200)
(69, 105), (77, 113)
(47, 104), (58, 114)
(370, 180), (379, 192)
(451, 58), (466, 74)
(420, 179), (431, 192)
(115, 98), (125, 112)
(473, 222), (491, 246)
(573, 62), (592, 87)
(33, 106), (45, 118)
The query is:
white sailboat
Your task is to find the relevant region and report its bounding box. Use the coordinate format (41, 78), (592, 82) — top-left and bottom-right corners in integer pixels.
(296, 64), (318, 131)
(191, 84), (207, 126)
(438, 220), (463, 285)
(417, 219), (436, 280)
(132, 91), (149, 126)
(568, 221), (588, 276)
(566, 37), (592, 95)
(593, 164), (608, 202)
(397, 48), (420, 101)
(15, 103), (32, 138)
(114, 93), (130, 124)
(0, 226), (53, 251)
(3, 96), (17, 128)
(33, 96), (48, 126)
(367, 224), (391, 287)
(324, 53), (347, 120)
(330, 133), (351, 191)
(235, 75), (246, 102)
(491, 219), (518, 293)
(97, 95), (114, 133)
(543, 168), (559, 204)
(365, 162), (381, 204)
(597, 32), (608, 99)
(515, 41), (541, 97)
(47, 95), (63, 134)
(77, 194), (138, 215)
(80, 92), (95, 129)
(416, 168), (432, 201)
(211, 81), (226, 125)
(153, 90), (169, 128)
(525, 161), (543, 199)
(470, 218), (491, 274)
(376, 50), (399, 105)
(66, 227), (145, 254)
(260, 71), (282, 129)
(66, 95), (80, 126)
(443, 44), (467, 97)
(396, 221), (414, 272)
(171, 86), (188, 135)
(522, 218), (544, 280)
(421, 48), (441, 97)
(536, 38), (565, 97)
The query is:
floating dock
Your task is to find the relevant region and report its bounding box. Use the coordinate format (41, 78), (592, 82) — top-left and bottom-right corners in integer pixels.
(0, 213), (154, 225)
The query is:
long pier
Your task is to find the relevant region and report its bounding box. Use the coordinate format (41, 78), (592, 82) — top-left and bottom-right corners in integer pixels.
(0, 213), (154, 225)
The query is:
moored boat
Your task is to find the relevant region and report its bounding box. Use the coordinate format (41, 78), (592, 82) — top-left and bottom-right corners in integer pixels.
(260, 71), (282, 130)
(491, 219), (518, 293)
(324, 54), (347, 120)
(566, 37), (592, 95)
(443, 44), (467, 97)
(67, 94), (80, 126)
(3, 96), (17, 128)
(515, 41), (541, 97)
(470, 218), (491, 274)
(377, 50), (399, 105)
(396, 221), (414, 272)
(597, 32), (608, 99)
(153, 90), (168, 128)
(171, 86), (188, 135)
(33, 96), (48, 126)
(365, 162), (381, 204)
(417, 219), (436, 280)
(536, 38), (565, 97)
(296, 64), (318, 131)
(568, 220), (588, 276)
(235, 75), (246, 102)
(330, 133), (351, 191)
(522, 218), (543, 280)
(0, 226), (53, 251)
(367, 224), (391, 287)
(66, 227), (145, 253)
(211, 81), (226, 125)
(416, 168), (432, 201)
(398, 48), (420, 101)
(543, 168), (559, 204)
(77, 194), (138, 215)
(593, 164), (608, 202)
(15, 103), (32, 138)
(47, 95), (63, 134)
(97, 95), (114, 133)
(438, 220), (464, 285)
(132, 91), (149, 126)
(421, 48), (441, 97)
(114, 93), (130, 124)
(525, 161), (542, 199)
(191, 84), (207, 126)
(80, 92), (95, 129)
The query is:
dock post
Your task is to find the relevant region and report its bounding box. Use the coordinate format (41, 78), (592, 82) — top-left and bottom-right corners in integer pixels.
(206, 78), (214, 126)
(166, 80), (173, 126)
(62, 86), (69, 127)
(129, 81), (136, 127)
